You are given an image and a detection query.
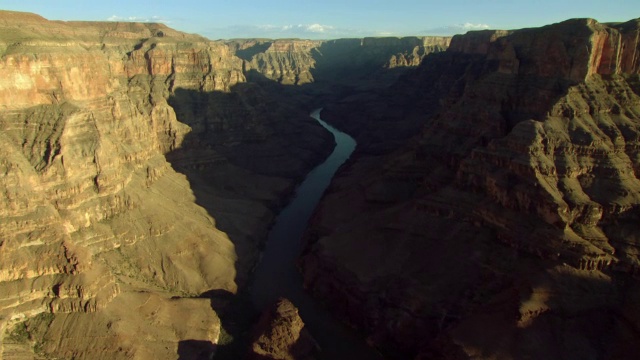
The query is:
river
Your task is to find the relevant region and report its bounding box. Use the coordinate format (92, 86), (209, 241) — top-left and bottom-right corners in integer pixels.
(250, 108), (382, 359)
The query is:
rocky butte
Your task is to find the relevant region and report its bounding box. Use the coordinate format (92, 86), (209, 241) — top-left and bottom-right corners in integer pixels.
(0, 10), (450, 359)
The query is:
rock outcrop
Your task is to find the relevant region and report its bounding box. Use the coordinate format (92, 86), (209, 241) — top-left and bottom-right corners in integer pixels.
(301, 17), (640, 359)
(247, 298), (318, 360)
(229, 39), (321, 85)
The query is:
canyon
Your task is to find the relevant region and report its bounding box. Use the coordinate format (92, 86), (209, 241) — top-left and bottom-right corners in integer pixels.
(0, 8), (639, 360)
(0, 10), (448, 359)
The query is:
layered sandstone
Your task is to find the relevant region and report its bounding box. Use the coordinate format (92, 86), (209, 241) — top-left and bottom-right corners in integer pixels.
(229, 39), (321, 85)
(0, 11), (239, 360)
(228, 36), (451, 85)
(448, 18), (640, 80)
(301, 18), (640, 359)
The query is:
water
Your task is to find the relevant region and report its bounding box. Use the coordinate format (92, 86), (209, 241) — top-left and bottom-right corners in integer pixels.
(250, 108), (382, 359)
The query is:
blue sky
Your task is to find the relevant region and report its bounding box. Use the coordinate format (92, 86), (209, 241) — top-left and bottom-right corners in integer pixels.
(1, 0), (638, 39)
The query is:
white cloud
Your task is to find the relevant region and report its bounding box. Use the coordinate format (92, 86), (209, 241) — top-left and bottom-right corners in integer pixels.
(256, 23), (334, 34)
(107, 15), (171, 24)
(461, 23), (491, 30)
(204, 23), (352, 39)
(306, 23), (333, 33)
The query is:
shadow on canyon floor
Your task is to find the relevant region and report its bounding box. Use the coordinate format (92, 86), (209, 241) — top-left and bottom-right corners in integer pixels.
(165, 73), (335, 279)
(164, 63), (423, 287)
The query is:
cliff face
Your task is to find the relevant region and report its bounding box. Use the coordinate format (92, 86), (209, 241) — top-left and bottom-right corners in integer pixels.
(447, 18), (640, 80)
(0, 11), (245, 360)
(229, 36), (451, 85)
(229, 39), (321, 85)
(301, 18), (640, 359)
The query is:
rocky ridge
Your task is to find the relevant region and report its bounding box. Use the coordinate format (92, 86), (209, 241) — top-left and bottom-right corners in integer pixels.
(301, 18), (640, 359)
(228, 36), (450, 86)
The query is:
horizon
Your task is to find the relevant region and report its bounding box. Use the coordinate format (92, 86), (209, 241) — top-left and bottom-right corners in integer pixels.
(0, 1), (638, 40)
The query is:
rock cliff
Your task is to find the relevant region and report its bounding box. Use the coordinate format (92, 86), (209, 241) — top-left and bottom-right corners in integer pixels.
(301, 18), (640, 359)
(228, 36), (450, 86)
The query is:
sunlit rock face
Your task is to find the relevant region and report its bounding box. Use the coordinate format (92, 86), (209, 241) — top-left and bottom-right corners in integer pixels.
(300, 17), (640, 359)
(0, 10), (245, 360)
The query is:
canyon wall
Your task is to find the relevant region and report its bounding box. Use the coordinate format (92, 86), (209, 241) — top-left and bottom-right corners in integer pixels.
(0, 11), (321, 359)
(228, 36), (450, 85)
(0, 11), (248, 360)
(301, 18), (640, 359)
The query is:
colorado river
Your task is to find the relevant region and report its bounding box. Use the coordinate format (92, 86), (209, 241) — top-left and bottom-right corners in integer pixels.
(250, 108), (382, 359)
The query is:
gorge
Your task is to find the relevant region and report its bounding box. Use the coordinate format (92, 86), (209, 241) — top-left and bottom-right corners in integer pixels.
(249, 109), (383, 359)
(1, 9), (640, 360)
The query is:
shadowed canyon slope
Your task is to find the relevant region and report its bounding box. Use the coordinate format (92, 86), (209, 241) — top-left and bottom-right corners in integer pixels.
(0, 10), (450, 359)
(301, 18), (640, 359)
